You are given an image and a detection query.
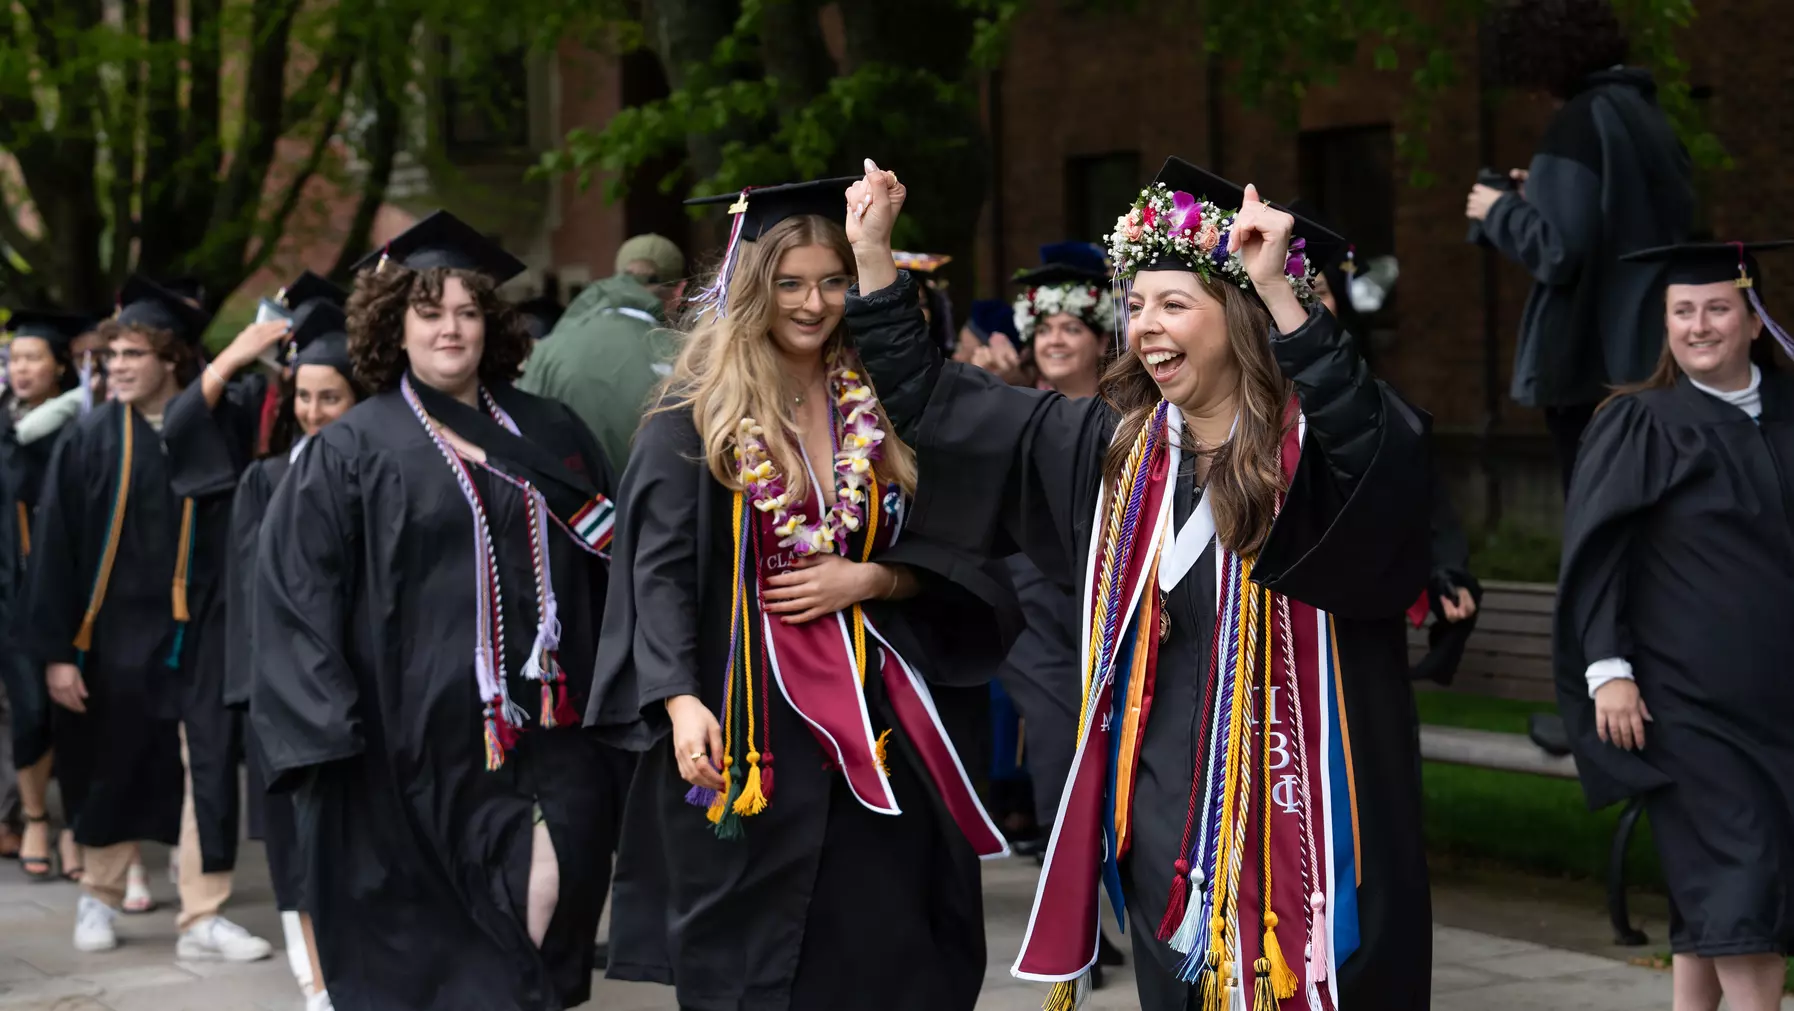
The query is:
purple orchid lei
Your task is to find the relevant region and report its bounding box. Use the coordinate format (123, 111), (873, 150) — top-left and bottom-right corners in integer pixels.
(735, 356), (888, 556)
(1105, 183), (1317, 304)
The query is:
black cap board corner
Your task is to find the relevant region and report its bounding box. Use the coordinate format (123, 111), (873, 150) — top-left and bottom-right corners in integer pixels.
(1620, 240), (1794, 288)
(280, 270), (349, 311)
(1014, 241), (1109, 287)
(115, 274), (212, 346)
(1149, 157), (1346, 273)
(684, 177), (860, 241)
(349, 211), (528, 284)
(5, 309), (96, 352)
(287, 298), (352, 373)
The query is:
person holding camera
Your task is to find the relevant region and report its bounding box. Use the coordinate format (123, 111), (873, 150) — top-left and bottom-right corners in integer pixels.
(1464, 0), (1693, 489)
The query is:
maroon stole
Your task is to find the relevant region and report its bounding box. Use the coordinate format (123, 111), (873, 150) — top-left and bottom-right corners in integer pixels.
(753, 485), (1008, 858)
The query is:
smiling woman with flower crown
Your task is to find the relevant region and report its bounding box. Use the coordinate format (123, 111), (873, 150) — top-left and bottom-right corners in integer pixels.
(850, 156), (1434, 1011)
(586, 175), (1018, 1011)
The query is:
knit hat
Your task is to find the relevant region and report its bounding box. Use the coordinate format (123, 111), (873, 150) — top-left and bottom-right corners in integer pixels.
(615, 234), (687, 283)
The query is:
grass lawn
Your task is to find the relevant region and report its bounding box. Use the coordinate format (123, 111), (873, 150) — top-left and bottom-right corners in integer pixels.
(1415, 691), (1664, 889)
(1417, 691), (1794, 990)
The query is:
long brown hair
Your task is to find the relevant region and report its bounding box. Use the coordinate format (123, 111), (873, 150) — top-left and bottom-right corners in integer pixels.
(1100, 275), (1293, 556)
(655, 214), (918, 501)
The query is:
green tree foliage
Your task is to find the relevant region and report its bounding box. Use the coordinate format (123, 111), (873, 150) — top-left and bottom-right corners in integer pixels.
(543, 0), (1721, 238)
(0, 0), (608, 311)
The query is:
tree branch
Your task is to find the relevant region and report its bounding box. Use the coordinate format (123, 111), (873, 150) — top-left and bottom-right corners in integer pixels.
(204, 0), (300, 271)
(327, 51), (402, 281)
(136, 0), (183, 271)
(178, 0), (223, 223)
(235, 58), (355, 288)
(106, 0), (146, 291)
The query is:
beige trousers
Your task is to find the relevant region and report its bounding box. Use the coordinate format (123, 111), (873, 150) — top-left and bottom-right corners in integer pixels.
(83, 724), (233, 931)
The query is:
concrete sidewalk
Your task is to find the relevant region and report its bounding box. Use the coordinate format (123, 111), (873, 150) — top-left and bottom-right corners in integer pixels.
(0, 841), (1773, 1010)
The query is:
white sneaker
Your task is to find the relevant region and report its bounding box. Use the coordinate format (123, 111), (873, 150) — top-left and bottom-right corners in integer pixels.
(305, 991), (335, 1011)
(123, 863), (157, 914)
(74, 895), (119, 952)
(176, 915), (274, 962)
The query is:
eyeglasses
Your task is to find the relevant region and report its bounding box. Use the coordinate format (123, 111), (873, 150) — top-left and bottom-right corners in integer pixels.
(775, 276), (851, 305)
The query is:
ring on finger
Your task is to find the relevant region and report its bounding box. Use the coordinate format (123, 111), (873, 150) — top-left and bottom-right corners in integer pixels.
(688, 751), (707, 761)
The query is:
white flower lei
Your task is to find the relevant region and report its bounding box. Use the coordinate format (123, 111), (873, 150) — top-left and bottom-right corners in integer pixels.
(1012, 282), (1118, 343)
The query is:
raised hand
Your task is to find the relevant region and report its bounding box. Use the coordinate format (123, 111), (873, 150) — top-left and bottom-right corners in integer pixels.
(1227, 183), (1309, 333)
(844, 158), (906, 253)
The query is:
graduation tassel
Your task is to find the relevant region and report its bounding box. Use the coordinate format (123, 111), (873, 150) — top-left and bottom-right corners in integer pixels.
(1169, 872), (1209, 955)
(758, 749), (774, 802)
(1305, 892), (1329, 984)
(539, 680), (557, 728)
(712, 756), (744, 840)
(874, 727), (893, 775)
(1252, 958), (1275, 1011)
(1192, 951), (1220, 1009)
(483, 706), (505, 772)
(732, 750), (767, 816)
(1156, 859), (1193, 942)
(705, 759), (733, 826)
(551, 675), (578, 728)
(1263, 913), (1298, 1000)
(1040, 972), (1089, 1011)
(684, 784), (717, 809)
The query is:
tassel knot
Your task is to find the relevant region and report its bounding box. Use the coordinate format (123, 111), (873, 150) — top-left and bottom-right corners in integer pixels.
(1262, 911), (1297, 1000)
(732, 750), (768, 816)
(1156, 858), (1192, 942)
(1305, 892), (1329, 983)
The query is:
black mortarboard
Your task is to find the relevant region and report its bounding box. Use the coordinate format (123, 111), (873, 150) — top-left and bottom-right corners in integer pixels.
(1014, 241), (1109, 287)
(5, 310), (95, 353)
(1142, 158), (1346, 275)
(162, 276), (207, 310)
(279, 270), (348, 312)
(1282, 200), (1356, 274)
(967, 299), (1017, 341)
(286, 298), (352, 375)
(350, 211), (527, 283)
(684, 177), (858, 241)
(514, 295), (564, 341)
(116, 274), (211, 345)
(1620, 240), (1794, 288)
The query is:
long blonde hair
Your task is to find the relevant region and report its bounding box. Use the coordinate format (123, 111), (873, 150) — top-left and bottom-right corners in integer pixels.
(1100, 275), (1293, 557)
(655, 213), (919, 502)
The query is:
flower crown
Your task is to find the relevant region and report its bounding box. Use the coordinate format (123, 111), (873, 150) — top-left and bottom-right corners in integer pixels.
(1105, 184), (1316, 303)
(1012, 282), (1117, 343)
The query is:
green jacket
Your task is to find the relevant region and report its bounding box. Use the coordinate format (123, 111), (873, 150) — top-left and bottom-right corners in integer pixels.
(518, 274), (678, 470)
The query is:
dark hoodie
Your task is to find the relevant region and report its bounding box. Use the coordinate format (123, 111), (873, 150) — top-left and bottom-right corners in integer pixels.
(1484, 67), (1693, 407)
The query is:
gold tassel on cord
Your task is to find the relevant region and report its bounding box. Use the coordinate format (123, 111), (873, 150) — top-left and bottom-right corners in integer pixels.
(1040, 972), (1090, 1011)
(1262, 912), (1298, 999)
(706, 763), (732, 824)
(732, 750), (767, 816)
(1252, 957), (1275, 1011)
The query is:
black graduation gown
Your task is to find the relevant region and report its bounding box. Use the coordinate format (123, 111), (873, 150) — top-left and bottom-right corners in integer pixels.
(161, 378), (273, 873)
(997, 555), (1080, 824)
(223, 452), (303, 909)
(1555, 373), (1794, 957)
(20, 401), (184, 848)
(252, 383), (625, 1011)
(853, 272), (1434, 1010)
(0, 397), (73, 768)
(586, 402), (1019, 1011)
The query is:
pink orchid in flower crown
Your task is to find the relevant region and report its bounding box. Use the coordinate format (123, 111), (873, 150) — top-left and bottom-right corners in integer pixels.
(1284, 237), (1308, 279)
(1167, 191), (1203, 238)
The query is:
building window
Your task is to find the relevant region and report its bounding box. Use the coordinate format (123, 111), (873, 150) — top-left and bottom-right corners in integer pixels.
(1065, 152), (1142, 247)
(1298, 125), (1396, 326)
(442, 36), (530, 150)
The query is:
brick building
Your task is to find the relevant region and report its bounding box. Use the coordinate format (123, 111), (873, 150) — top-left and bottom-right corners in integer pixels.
(246, 1), (1787, 531)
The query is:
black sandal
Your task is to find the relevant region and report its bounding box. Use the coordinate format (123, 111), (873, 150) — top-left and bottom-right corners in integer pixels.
(57, 828), (83, 884)
(20, 813), (54, 881)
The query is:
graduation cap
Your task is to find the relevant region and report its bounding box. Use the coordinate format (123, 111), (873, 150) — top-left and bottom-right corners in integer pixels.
(681, 177), (860, 319)
(513, 295), (564, 341)
(1620, 240), (1794, 288)
(1624, 240), (1794, 361)
(685, 177), (857, 241)
(893, 251), (953, 275)
(350, 210), (527, 284)
(115, 274), (212, 345)
(285, 298), (353, 376)
(162, 276), (208, 310)
(279, 270), (348, 312)
(1109, 158), (1344, 302)
(4, 310), (95, 355)
(966, 299), (1017, 342)
(1013, 241), (1110, 288)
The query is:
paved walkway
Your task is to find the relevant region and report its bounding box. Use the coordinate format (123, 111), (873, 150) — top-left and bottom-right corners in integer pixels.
(0, 841), (1777, 1010)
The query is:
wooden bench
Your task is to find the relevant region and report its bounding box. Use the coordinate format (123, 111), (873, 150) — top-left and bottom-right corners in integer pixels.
(1409, 582), (1650, 946)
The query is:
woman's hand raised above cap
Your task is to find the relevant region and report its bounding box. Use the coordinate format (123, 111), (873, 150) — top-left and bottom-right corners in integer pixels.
(846, 158), (906, 294)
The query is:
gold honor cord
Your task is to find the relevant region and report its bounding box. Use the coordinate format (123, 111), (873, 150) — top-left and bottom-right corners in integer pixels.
(73, 408), (134, 652)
